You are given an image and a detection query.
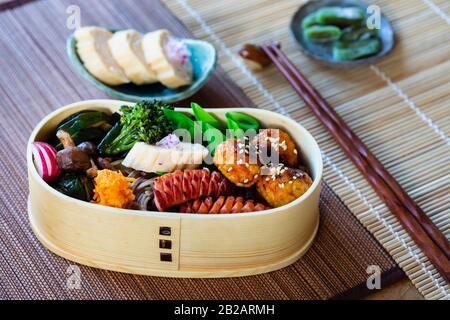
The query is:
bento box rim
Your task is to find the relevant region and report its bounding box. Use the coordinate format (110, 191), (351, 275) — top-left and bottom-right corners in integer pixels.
(27, 99), (323, 219)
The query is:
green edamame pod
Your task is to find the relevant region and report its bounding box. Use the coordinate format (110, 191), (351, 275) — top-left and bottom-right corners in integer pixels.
(333, 38), (381, 61)
(303, 25), (342, 43)
(301, 12), (318, 29)
(317, 6), (365, 26)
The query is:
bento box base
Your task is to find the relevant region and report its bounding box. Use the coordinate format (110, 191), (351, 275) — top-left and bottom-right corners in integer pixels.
(28, 196), (319, 278)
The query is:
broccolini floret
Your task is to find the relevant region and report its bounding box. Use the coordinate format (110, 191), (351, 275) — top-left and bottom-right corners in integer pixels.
(102, 100), (174, 155)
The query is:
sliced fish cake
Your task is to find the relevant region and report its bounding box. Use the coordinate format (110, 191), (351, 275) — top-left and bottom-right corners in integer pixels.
(74, 27), (129, 85)
(142, 29), (193, 88)
(108, 29), (158, 85)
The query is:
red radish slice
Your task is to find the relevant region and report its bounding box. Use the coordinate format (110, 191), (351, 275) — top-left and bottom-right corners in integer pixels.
(31, 142), (60, 182)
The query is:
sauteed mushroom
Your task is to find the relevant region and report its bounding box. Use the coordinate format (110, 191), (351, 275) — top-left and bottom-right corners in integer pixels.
(56, 130), (91, 172)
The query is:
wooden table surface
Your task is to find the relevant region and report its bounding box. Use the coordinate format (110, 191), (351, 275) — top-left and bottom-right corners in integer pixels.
(0, 0), (436, 300)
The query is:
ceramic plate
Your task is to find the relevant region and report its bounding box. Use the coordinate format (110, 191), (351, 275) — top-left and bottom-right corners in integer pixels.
(290, 0), (395, 67)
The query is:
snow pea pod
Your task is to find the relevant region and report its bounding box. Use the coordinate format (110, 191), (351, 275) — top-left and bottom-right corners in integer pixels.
(191, 102), (225, 131)
(303, 25), (342, 43)
(317, 6), (365, 26)
(225, 112), (260, 131)
(163, 108), (195, 138)
(226, 118), (244, 139)
(333, 38), (381, 61)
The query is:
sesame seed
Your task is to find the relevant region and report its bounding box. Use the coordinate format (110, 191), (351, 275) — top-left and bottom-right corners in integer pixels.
(243, 179), (249, 183)
(293, 149), (298, 155)
(265, 177), (270, 181)
(227, 167), (233, 172)
(254, 174), (258, 179)
(288, 181), (293, 184)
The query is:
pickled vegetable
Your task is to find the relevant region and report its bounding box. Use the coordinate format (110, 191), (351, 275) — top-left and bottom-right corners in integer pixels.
(301, 12), (318, 29)
(316, 6), (365, 26)
(340, 26), (378, 42)
(303, 25), (342, 43)
(333, 38), (381, 61)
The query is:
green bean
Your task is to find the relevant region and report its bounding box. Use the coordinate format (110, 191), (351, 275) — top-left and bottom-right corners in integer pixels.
(333, 38), (381, 61)
(303, 25), (342, 43)
(317, 6), (365, 26)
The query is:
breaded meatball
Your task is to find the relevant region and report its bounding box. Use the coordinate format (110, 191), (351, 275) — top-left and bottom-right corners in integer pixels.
(213, 138), (260, 187)
(253, 129), (299, 167)
(256, 164), (312, 207)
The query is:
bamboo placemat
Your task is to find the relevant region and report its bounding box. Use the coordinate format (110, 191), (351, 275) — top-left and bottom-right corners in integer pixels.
(0, 0), (405, 300)
(163, 0), (450, 299)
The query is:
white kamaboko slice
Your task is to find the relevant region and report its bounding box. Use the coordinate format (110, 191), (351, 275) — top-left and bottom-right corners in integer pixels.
(108, 29), (158, 85)
(31, 142), (60, 182)
(74, 27), (129, 85)
(122, 142), (208, 173)
(142, 29), (193, 88)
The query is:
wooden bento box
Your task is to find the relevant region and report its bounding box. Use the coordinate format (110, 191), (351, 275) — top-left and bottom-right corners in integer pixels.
(27, 100), (323, 278)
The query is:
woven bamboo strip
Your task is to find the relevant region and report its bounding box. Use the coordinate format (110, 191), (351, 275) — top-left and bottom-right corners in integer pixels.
(164, 0), (450, 299)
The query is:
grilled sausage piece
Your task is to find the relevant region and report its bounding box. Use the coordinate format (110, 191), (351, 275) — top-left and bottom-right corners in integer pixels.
(153, 169), (233, 211)
(179, 196), (270, 214)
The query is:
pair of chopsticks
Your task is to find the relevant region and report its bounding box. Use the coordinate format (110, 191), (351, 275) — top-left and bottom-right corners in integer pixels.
(260, 42), (450, 283)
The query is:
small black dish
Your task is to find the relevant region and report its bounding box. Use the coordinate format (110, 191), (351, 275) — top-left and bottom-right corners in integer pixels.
(290, 0), (395, 67)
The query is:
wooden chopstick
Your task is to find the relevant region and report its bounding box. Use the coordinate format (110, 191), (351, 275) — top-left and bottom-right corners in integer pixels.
(267, 42), (450, 259)
(261, 42), (450, 283)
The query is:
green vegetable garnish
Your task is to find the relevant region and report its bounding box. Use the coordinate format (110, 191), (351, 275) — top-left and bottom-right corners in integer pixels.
(101, 100), (174, 155)
(191, 102), (225, 131)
